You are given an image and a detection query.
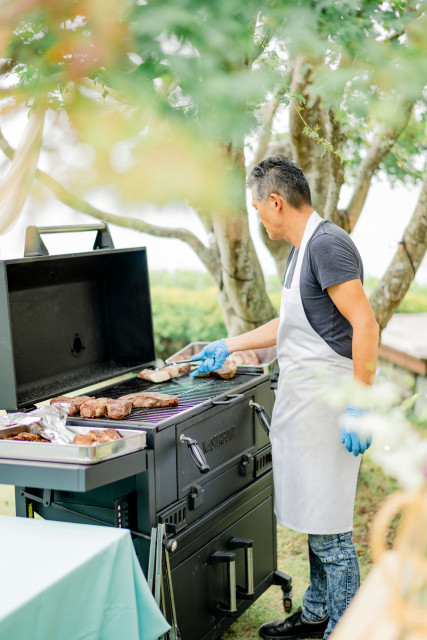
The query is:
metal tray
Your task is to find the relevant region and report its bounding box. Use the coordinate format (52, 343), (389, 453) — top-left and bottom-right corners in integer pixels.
(169, 342), (277, 375)
(0, 425), (146, 464)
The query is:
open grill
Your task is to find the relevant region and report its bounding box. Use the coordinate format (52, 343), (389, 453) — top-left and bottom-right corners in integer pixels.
(0, 225), (291, 640)
(79, 372), (261, 426)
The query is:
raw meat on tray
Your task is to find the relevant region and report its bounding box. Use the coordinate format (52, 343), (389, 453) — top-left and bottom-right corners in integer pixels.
(73, 428), (122, 445)
(0, 432), (50, 443)
(229, 350), (260, 366)
(91, 428), (122, 442)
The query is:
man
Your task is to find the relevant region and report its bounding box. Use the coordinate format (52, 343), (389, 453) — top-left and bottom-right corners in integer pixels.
(191, 156), (379, 639)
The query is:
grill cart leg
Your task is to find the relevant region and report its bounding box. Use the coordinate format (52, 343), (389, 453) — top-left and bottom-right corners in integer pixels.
(272, 570), (293, 612)
(15, 487), (34, 518)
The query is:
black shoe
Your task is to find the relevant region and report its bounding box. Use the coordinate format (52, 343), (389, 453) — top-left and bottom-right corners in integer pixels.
(259, 607), (329, 640)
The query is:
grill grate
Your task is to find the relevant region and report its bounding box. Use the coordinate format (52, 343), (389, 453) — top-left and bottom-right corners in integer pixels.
(90, 372), (259, 425)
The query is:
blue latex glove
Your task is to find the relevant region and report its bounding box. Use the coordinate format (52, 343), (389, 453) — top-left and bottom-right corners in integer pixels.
(341, 404), (372, 457)
(190, 339), (229, 377)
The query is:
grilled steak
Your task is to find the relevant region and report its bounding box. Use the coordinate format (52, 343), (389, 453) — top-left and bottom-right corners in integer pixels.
(138, 369), (171, 383)
(80, 398), (109, 418)
(50, 395), (94, 416)
(106, 399), (132, 420)
(211, 358), (237, 380)
(137, 363), (190, 383)
(176, 363), (191, 374)
(195, 357), (237, 380)
(120, 391), (179, 408)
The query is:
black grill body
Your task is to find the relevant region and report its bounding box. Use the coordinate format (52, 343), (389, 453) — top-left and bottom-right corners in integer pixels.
(0, 236), (291, 640)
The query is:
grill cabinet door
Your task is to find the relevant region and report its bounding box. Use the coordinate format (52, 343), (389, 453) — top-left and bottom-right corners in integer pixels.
(169, 478), (275, 640)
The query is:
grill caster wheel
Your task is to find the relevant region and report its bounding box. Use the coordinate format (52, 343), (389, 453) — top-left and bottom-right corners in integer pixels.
(283, 596), (292, 612)
(272, 570), (293, 613)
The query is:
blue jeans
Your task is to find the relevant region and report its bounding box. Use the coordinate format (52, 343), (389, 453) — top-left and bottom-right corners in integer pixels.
(301, 532), (360, 639)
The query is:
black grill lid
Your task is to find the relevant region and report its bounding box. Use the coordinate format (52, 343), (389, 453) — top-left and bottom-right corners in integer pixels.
(0, 246), (156, 410)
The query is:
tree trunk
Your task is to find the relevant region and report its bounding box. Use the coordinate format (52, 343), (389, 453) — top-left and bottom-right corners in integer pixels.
(370, 173), (427, 331)
(289, 57), (330, 213)
(212, 146), (278, 334)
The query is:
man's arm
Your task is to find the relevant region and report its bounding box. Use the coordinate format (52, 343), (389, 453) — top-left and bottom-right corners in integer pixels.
(327, 279), (379, 386)
(225, 318), (280, 354)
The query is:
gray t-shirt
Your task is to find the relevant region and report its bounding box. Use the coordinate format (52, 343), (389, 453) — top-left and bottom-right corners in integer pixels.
(284, 220), (364, 359)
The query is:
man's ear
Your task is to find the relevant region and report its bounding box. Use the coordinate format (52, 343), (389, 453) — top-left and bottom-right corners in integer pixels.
(269, 193), (282, 211)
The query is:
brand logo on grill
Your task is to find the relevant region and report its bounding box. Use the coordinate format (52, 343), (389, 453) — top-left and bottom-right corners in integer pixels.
(203, 426), (235, 453)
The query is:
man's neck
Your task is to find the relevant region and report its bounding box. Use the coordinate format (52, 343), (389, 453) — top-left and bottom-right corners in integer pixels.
(283, 206), (314, 248)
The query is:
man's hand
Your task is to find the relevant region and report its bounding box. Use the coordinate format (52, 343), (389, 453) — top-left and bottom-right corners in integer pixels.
(341, 404), (372, 456)
(190, 339), (229, 377)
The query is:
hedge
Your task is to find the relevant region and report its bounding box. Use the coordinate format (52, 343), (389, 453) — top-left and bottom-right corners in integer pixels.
(151, 286), (227, 361)
(150, 278), (427, 361)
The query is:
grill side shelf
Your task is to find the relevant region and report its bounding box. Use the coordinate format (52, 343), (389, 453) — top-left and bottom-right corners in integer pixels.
(0, 449), (148, 492)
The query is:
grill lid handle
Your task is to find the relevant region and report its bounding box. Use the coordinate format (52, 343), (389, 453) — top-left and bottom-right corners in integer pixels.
(180, 434), (210, 474)
(212, 393), (244, 406)
(24, 223), (114, 257)
(249, 400), (271, 436)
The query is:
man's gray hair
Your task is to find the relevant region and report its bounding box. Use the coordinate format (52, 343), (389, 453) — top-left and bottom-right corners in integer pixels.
(248, 155), (312, 209)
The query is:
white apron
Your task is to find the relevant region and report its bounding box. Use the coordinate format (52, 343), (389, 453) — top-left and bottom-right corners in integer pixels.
(270, 211), (361, 535)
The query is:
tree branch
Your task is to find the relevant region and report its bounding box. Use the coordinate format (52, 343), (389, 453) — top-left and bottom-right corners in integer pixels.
(345, 101), (414, 231)
(0, 128), (217, 273)
(288, 56), (330, 212)
(370, 170), (427, 331)
(324, 107), (346, 223)
(248, 85), (284, 174)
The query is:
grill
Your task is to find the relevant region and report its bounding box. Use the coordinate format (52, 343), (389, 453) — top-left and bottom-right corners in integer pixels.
(0, 224), (292, 640)
(71, 372), (260, 424)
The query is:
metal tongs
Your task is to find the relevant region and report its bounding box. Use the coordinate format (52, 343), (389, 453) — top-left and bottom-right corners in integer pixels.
(147, 524), (181, 640)
(164, 357), (202, 365)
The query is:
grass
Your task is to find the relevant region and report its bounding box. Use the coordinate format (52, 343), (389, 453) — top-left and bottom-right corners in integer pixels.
(0, 484), (15, 517)
(0, 455), (399, 640)
(222, 455), (399, 640)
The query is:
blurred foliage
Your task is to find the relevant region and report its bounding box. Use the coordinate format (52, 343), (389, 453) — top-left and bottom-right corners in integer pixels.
(149, 273), (427, 355)
(365, 276), (427, 313)
(150, 269), (215, 290)
(151, 285), (226, 360)
(150, 268), (281, 291)
(0, 0), (426, 212)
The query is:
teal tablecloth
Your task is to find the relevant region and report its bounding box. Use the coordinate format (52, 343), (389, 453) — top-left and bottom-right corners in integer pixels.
(0, 515), (170, 640)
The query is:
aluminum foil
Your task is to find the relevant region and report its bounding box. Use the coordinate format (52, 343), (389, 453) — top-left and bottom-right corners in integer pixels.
(0, 403), (76, 444)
